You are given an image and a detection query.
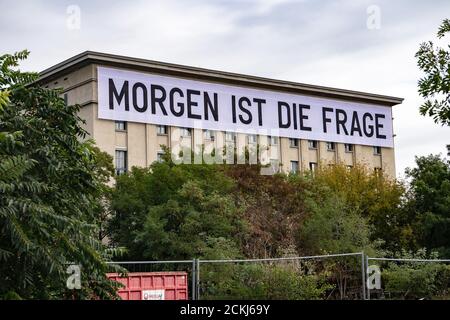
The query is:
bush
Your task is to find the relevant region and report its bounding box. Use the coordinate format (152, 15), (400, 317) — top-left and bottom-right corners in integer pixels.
(201, 263), (333, 300)
(383, 263), (450, 299)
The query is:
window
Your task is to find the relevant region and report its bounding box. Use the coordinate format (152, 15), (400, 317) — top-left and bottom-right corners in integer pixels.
(269, 136), (278, 146)
(225, 131), (236, 142)
(289, 138), (299, 148)
(248, 134), (257, 144)
(115, 121), (127, 131)
(308, 140), (318, 149)
(309, 162), (318, 172)
(345, 144), (354, 153)
(270, 159), (279, 173)
(326, 142), (335, 151)
(204, 129), (215, 141)
(290, 161), (299, 173)
(157, 151), (165, 163)
(157, 125), (168, 135)
(63, 93), (68, 105)
(115, 150), (127, 175)
(181, 127), (191, 137)
(373, 146), (382, 155)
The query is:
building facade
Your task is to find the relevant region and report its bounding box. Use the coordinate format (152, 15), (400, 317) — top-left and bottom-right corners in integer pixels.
(38, 51), (403, 177)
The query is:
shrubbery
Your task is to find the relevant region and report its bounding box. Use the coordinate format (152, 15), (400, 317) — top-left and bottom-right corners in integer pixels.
(201, 263), (333, 300)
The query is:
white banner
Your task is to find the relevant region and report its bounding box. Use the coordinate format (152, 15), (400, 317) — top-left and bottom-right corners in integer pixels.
(98, 67), (393, 147)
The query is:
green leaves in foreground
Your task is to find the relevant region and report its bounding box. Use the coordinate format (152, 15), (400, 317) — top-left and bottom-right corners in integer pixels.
(0, 51), (120, 299)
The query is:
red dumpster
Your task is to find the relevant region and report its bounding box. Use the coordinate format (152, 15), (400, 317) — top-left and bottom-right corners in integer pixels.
(107, 272), (188, 300)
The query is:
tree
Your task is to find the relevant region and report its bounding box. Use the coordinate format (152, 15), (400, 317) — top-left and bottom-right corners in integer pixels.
(416, 19), (450, 126)
(223, 164), (308, 259)
(298, 194), (373, 299)
(108, 154), (245, 260)
(405, 154), (450, 255)
(0, 51), (119, 299)
(299, 194), (373, 255)
(306, 163), (414, 252)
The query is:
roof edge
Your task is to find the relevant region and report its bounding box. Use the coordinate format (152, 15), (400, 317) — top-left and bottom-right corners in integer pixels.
(38, 51), (404, 107)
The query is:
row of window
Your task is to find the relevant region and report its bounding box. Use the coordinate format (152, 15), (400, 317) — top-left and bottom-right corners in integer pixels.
(115, 149), (166, 175)
(116, 121), (382, 155)
(116, 149), (382, 176)
(289, 161), (318, 173)
(116, 150), (319, 176)
(288, 161), (382, 174)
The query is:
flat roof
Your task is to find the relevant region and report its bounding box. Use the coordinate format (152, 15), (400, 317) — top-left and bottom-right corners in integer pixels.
(38, 51), (403, 107)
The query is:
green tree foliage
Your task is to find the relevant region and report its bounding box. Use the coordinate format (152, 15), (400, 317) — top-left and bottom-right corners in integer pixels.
(299, 195), (373, 255)
(0, 51), (119, 299)
(297, 194), (373, 299)
(416, 19), (450, 126)
(405, 154), (450, 255)
(108, 156), (245, 260)
(308, 163), (414, 252)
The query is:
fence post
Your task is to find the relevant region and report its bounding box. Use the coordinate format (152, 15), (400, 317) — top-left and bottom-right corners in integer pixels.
(192, 259), (196, 300)
(366, 255), (370, 300)
(196, 258), (201, 300)
(361, 252), (366, 300)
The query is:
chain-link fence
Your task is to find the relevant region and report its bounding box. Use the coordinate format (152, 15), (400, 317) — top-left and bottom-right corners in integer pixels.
(365, 257), (450, 300)
(197, 253), (366, 300)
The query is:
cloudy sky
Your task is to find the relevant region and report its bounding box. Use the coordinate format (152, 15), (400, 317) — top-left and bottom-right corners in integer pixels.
(1, 0), (449, 178)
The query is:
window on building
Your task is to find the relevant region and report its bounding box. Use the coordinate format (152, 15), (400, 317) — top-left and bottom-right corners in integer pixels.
(326, 142), (335, 151)
(225, 131), (236, 142)
(309, 162), (318, 172)
(115, 150), (127, 175)
(289, 138), (299, 148)
(115, 121), (127, 131)
(157, 151), (165, 163)
(373, 146), (382, 155)
(270, 159), (279, 173)
(204, 129), (215, 141)
(269, 136), (278, 146)
(63, 93), (68, 105)
(157, 125), (168, 135)
(290, 161), (299, 173)
(181, 127), (191, 137)
(248, 134), (257, 144)
(308, 140), (318, 149)
(345, 144), (354, 153)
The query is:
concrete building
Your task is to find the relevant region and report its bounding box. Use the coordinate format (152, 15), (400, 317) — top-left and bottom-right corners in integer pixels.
(38, 51), (403, 177)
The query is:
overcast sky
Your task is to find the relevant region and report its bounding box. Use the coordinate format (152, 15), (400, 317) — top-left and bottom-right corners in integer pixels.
(1, 0), (449, 178)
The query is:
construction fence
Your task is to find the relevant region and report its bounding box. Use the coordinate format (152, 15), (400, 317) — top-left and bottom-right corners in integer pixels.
(107, 252), (450, 300)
